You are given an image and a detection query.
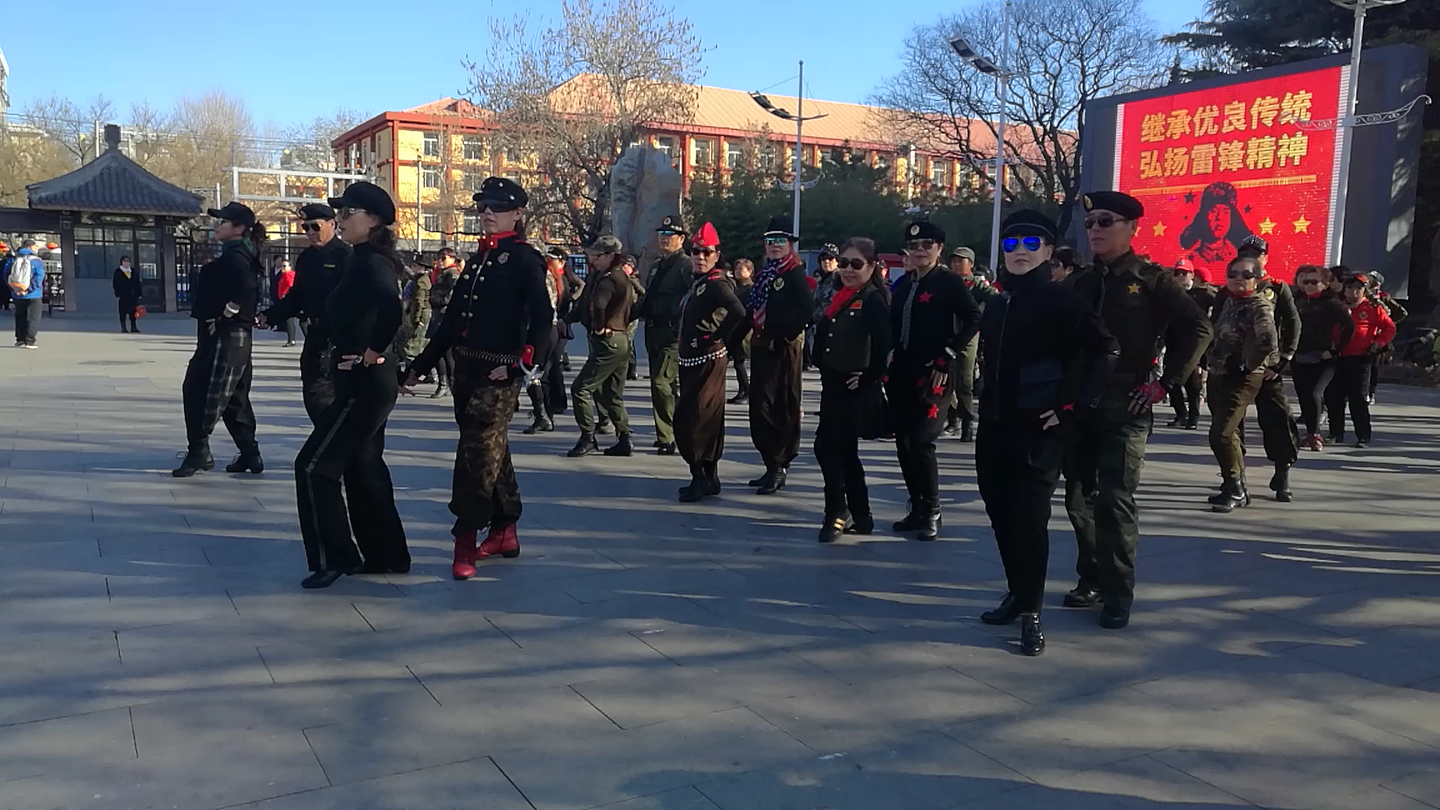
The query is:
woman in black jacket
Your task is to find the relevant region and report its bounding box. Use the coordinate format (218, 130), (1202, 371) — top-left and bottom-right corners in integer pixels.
(294, 181), (410, 589)
(1291, 265), (1355, 451)
(113, 256), (143, 333)
(976, 210), (1119, 656)
(812, 238), (891, 542)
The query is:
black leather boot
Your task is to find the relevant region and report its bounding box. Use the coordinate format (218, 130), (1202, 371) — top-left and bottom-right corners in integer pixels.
(522, 414), (554, 435)
(981, 594), (1021, 625)
(959, 420), (974, 443)
(603, 432), (635, 457)
(756, 467), (788, 495)
(844, 513), (874, 535)
(1270, 464), (1292, 502)
(567, 433), (600, 458)
(917, 501), (942, 541)
(893, 500), (928, 532)
(225, 453), (264, 474)
(1062, 583), (1102, 608)
(747, 469), (771, 487)
(1020, 613), (1045, 656)
(1211, 476), (1250, 513)
(172, 449), (214, 478)
(819, 512), (851, 544)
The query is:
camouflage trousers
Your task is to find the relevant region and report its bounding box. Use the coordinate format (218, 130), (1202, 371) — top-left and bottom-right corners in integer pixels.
(450, 364), (523, 534)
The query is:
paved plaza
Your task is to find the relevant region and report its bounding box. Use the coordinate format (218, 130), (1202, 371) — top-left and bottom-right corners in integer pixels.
(2, 311), (1439, 810)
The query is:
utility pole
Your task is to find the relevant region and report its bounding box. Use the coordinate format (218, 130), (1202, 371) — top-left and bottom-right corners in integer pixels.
(793, 61), (805, 242)
(989, 1), (1011, 274)
(416, 159), (424, 256)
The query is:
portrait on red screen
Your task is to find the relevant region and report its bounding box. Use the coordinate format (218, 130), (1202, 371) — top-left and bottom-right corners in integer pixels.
(1112, 66), (1346, 282)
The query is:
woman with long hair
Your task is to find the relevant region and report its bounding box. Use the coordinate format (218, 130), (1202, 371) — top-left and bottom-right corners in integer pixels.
(406, 177), (553, 580)
(1206, 256), (1279, 513)
(174, 201), (266, 478)
(975, 211), (1117, 656)
(293, 182), (410, 588)
(813, 238), (891, 541)
(1291, 265), (1354, 451)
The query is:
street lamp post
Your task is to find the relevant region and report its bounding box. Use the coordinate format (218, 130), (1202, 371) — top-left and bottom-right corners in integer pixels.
(951, 0), (1012, 273)
(750, 62), (828, 243)
(1327, 0), (1408, 264)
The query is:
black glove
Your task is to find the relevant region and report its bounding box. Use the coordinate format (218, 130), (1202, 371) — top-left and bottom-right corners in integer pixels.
(1271, 357), (1290, 374)
(1366, 343), (1385, 356)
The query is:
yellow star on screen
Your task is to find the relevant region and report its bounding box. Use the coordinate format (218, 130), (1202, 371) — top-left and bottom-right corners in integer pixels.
(1259, 217), (1277, 235)
(1127, 283), (1141, 294)
(1293, 216), (1311, 234)
(1152, 221), (1168, 237)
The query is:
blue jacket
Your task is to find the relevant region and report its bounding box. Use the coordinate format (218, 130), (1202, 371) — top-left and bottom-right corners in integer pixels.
(7, 250), (45, 300)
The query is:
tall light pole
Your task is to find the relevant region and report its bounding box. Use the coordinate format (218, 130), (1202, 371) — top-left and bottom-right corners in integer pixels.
(1327, 0), (1407, 264)
(750, 61), (827, 243)
(951, 0), (1012, 272)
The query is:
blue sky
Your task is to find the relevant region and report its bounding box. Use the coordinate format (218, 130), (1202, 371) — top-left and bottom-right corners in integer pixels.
(3, 0), (1206, 130)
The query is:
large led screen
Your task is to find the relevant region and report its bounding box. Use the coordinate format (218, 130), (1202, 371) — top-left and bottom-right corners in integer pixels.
(1112, 66), (1347, 282)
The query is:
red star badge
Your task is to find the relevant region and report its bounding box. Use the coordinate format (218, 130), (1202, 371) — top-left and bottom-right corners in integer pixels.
(931, 384), (945, 395)
(927, 404), (940, 419)
(918, 292), (933, 303)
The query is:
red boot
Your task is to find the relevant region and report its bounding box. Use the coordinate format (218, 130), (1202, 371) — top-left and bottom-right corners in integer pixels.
(451, 531), (478, 580)
(477, 524), (521, 560)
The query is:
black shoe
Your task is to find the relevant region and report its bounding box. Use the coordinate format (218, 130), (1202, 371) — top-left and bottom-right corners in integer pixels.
(1166, 415), (1185, 428)
(893, 501), (928, 532)
(626, 371), (639, 381)
(596, 422), (613, 436)
(1354, 439), (1370, 449)
(121, 326), (130, 334)
(959, 422), (974, 443)
(1328, 432), (1344, 444)
(130, 327), (140, 333)
(172, 450), (214, 478)
(301, 569), (353, 589)
(1020, 613), (1045, 656)
(603, 433), (635, 457)
(1184, 416), (1199, 430)
(284, 340), (296, 347)
(1270, 465), (1292, 503)
(1062, 584), (1102, 608)
(747, 471), (770, 487)
(942, 419), (959, 437)
(1098, 604), (1130, 629)
(757, 467), (788, 495)
(678, 473), (720, 503)
(1211, 478), (1250, 513)
(225, 453), (264, 474)
(567, 433), (600, 457)
(844, 513), (875, 535)
(981, 594), (1022, 626)
(727, 392), (749, 405)
(522, 415), (554, 435)
(819, 512), (851, 543)
(656, 442), (677, 456)
(916, 505), (942, 541)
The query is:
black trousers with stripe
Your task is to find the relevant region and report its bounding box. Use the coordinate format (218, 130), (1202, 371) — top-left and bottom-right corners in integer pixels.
(294, 364), (409, 572)
(182, 323), (258, 456)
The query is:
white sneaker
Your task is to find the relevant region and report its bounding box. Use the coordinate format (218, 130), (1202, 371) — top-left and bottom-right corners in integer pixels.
(22, 343), (37, 350)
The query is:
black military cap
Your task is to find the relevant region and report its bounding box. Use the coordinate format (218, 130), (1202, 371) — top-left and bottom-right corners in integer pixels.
(298, 203), (335, 221)
(543, 246), (569, 261)
(1081, 191), (1144, 220)
(207, 201), (257, 227)
(1002, 209), (1058, 241)
(1237, 234), (1269, 256)
(818, 243), (839, 259)
(473, 177), (528, 211)
(904, 220), (946, 243)
(327, 181), (397, 226)
(763, 215), (795, 240)
(656, 214), (687, 235)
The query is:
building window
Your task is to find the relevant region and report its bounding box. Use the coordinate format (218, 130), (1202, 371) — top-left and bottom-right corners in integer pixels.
(828, 147), (848, 165)
(726, 142), (744, 169)
(462, 171), (483, 191)
(463, 214), (482, 233)
(930, 159), (951, 188)
(369, 134), (377, 153)
(462, 136), (484, 161)
(655, 136), (676, 157)
(422, 213), (439, 233)
(422, 169), (439, 189)
(422, 132), (440, 158)
(504, 145), (520, 162)
(757, 144), (775, 171)
(693, 139), (714, 168)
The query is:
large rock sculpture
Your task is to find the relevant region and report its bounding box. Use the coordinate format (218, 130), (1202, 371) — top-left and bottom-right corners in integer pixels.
(609, 145), (682, 269)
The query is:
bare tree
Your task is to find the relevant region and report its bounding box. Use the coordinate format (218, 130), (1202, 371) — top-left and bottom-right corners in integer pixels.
(462, 0), (705, 245)
(19, 93), (114, 162)
(281, 108), (363, 170)
(873, 0), (1170, 231)
(0, 129), (75, 206)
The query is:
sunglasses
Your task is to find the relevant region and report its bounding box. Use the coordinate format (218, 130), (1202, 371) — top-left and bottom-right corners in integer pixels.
(300, 222), (325, 233)
(764, 236), (789, 246)
(905, 239), (938, 251)
(1084, 215), (1128, 230)
(835, 257), (867, 270)
(479, 205), (518, 214)
(1173, 269), (1193, 276)
(1001, 236), (1044, 253)
(1298, 278), (1323, 286)
(1227, 270), (1260, 281)
(336, 207), (368, 220)
(689, 247), (716, 257)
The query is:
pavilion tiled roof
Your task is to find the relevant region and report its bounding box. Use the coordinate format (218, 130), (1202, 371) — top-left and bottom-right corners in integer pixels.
(27, 145), (204, 217)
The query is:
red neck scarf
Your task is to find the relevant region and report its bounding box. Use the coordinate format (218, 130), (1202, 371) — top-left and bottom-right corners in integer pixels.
(824, 284), (859, 320)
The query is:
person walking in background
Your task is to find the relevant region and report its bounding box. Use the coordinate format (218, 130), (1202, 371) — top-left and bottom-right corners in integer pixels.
(274, 260), (298, 345)
(113, 255), (143, 334)
(566, 236), (637, 459)
(173, 203), (265, 478)
(945, 246), (997, 442)
(745, 215), (815, 495)
(1291, 265), (1354, 452)
(405, 177), (553, 581)
(639, 215), (691, 456)
(1233, 236), (1301, 505)
(1205, 256), (1279, 513)
(1166, 259), (1215, 430)
(1365, 271), (1406, 404)
(728, 258), (755, 404)
(1327, 273), (1395, 448)
(523, 246), (577, 435)
(806, 244), (841, 371)
(294, 181), (410, 589)
(8, 240), (45, 349)
(400, 259), (433, 367)
(426, 248), (462, 399)
(813, 238), (891, 541)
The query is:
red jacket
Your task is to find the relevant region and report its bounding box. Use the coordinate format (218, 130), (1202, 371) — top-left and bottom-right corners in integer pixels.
(276, 269), (296, 300)
(1340, 297), (1396, 356)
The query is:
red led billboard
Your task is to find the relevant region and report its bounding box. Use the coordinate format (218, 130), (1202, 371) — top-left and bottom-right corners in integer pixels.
(1113, 66), (1347, 282)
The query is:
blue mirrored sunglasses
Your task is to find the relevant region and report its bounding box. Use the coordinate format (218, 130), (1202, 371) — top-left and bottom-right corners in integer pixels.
(1002, 236), (1044, 253)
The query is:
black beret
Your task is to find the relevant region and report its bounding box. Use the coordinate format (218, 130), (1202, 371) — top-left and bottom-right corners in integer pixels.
(763, 215), (795, 239)
(298, 203), (335, 221)
(656, 214), (687, 235)
(473, 177), (528, 211)
(904, 220), (946, 243)
(1238, 234), (1269, 255)
(1082, 191), (1144, 220)
(1002, 209), (1058, 240)
(327, 181), (397, 227)
(207, 201), (257, 227)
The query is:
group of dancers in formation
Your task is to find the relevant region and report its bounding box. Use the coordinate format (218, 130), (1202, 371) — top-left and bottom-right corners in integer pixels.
(170, 174), (1401, 657)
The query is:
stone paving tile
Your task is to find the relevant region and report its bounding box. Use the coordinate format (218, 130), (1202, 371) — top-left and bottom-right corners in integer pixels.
(1284, 627), (1440, 688)
(228, 757), (534, 809)
(0, 706), (136, 783)
(946, 753), (1255, 809)
(1384, 768), (1440, 810)
(587, 786), (723, 810)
